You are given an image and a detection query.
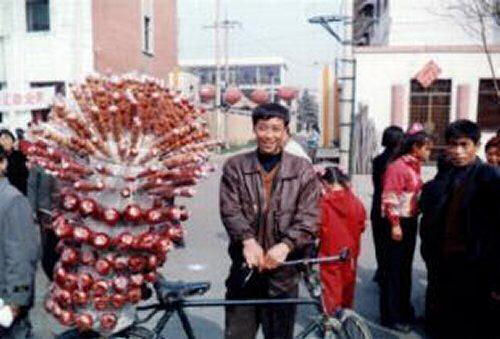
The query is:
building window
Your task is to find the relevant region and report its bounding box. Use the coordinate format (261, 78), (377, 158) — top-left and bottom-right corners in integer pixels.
(409, 79), (451, 149)
(142, 0), (154, 55)
(477, 79), (500, 130)
(26, 0), (50, 32)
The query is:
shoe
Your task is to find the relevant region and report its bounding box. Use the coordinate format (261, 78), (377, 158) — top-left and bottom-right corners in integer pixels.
(390, 322), (412, 333)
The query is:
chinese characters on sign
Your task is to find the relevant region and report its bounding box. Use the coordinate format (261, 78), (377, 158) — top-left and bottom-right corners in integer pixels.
(0, 87), (55, 111)
(415, 60), (442, 88)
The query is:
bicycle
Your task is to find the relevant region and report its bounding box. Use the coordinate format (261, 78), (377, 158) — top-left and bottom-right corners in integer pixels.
(57, 248), (371, 338)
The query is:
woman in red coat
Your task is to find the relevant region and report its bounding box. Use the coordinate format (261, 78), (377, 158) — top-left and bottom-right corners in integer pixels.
(318, 166), (366, 315)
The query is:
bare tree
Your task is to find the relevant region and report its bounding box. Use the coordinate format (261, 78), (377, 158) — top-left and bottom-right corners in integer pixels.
(444, 0), (500, 99)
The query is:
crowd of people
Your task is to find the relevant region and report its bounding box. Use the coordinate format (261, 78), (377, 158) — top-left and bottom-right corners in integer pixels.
(0, 103), (498, 338)
(220, 103), (500, 339)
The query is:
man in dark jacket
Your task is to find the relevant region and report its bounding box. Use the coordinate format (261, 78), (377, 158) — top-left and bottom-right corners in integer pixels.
(420, 120), (500, 338)
(220, 103), (320, 339)
(0, 145), (40, 338)
(0, 129), (29, 195)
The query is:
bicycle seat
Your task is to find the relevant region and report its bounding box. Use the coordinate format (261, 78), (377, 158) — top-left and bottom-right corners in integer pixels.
(154, 277), (211, 303)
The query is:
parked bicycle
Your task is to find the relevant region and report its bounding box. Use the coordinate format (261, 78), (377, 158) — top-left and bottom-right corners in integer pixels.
(58, 248), (371, 339)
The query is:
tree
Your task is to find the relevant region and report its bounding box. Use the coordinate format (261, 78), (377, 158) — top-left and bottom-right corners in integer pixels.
(297, 89), (319, 131)
(444, 0), (500, 100)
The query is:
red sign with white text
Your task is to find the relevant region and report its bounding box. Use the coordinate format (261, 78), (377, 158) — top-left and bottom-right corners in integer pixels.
(0, 87), (55, 110)
(415, 60), (442, 88)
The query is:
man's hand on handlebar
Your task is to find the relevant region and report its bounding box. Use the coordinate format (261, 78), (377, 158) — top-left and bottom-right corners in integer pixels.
(243, 238), (264, 269)
(262, 242), (291, 270)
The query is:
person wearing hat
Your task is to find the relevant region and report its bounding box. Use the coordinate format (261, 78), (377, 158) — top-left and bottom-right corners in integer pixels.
(220, 103), (321, 339)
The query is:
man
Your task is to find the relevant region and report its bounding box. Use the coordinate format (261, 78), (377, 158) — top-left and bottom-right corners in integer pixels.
(420, 120), (500, 338)
(0, 145), (40, 338)
(485, 136), (500, 166)
(0, 129), (29, 195)
(220, 103), (320, 339)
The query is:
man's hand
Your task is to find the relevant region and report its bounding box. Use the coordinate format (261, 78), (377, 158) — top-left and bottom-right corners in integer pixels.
(243, 238), (264, 269)
(391, 225), (403, 241)
(262, 242), (291, 270)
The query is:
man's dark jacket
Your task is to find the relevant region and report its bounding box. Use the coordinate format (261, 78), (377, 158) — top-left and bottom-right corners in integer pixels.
(220, 151), (320, 296)
(420, 158), (500, 291)
(6, 150), (29, 195)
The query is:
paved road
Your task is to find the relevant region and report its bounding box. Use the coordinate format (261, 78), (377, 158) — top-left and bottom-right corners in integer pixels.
(30, 150), (436, 338)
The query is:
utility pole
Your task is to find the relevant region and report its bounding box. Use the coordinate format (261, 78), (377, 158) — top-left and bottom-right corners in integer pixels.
(309, 1), (356, 174)
(203, 5), (240, 146)
(214, 0), (221, 144)
(222, 15), (241, 88)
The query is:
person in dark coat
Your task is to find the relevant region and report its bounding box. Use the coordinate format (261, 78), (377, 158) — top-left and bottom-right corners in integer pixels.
(27, 165), (59, 280)
(0, 145), (40, 338)
(420, 120), (500, 338)
(220, 103), (321, 339)
(370, 126), (404, 284)
(0, 129), (29, 195)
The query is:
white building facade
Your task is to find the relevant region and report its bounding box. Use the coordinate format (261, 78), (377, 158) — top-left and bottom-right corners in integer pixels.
(0, 0), (179, 132)
(180, 57), (288, 101)
(0, 0), (94, 129)
(354, 0), (500, 148)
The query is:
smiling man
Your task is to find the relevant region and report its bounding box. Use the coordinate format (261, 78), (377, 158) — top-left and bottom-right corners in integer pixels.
(220, 103), (320, 339)
(419, 120), (500, 338)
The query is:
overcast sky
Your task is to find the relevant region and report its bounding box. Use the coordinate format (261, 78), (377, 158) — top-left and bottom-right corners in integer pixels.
(178, 0), (344, 90)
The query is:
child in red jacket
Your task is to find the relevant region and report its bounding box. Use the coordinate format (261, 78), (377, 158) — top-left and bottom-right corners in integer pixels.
(318, 166), (366, 315)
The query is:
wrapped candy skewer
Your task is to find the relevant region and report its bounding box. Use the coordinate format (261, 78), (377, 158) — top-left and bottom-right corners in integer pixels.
(29, 73), (215, 335)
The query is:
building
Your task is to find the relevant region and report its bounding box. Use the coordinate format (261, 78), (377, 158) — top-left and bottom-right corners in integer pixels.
(180, 56), (288, 100)
(0, 0), (178, 131)
(353, 0), (500, 149)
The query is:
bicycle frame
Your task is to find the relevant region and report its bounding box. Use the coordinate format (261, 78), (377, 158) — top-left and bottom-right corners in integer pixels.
(135, 297), (321, 338)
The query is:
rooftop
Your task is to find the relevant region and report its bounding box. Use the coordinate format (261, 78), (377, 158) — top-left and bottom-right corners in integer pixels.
(180, 56), (288, 68)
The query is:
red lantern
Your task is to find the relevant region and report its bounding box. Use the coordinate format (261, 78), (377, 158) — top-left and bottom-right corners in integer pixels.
(250, 89), (270, 104)
(199, 85), (216, 101)
(223, 87), (242, 105)
(277, 86), (298, 101)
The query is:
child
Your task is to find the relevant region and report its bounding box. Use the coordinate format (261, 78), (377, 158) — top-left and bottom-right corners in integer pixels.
(318, 166), (366, 315)
(380, 125), (432, 332)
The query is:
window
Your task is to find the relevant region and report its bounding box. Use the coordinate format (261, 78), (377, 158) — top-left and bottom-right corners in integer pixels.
(477, 79), (500, 130)
(410, 79), (451, 149)
(142, 0), (154, 55)
(26, 0), (50, 32)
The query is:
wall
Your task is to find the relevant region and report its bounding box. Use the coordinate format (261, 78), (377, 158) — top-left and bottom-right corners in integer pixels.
(224, 112), (255, 146)
(388, 0), (500, 46)
(354, 49), (500, 148)
(92, 0), (178, 79)
(0, 0), (94, 130)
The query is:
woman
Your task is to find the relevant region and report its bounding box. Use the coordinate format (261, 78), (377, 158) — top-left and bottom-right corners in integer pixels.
(371, 126), (404, 284)
(319, 167), (366, 315)
(379, 125), (432, 332)
(0, 145), (39, 338)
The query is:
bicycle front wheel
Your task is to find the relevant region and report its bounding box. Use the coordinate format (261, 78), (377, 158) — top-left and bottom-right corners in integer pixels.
(337, 309), (372, 339)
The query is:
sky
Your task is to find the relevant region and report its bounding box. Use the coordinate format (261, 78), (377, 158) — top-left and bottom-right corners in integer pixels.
(178, 0), (345, 90)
